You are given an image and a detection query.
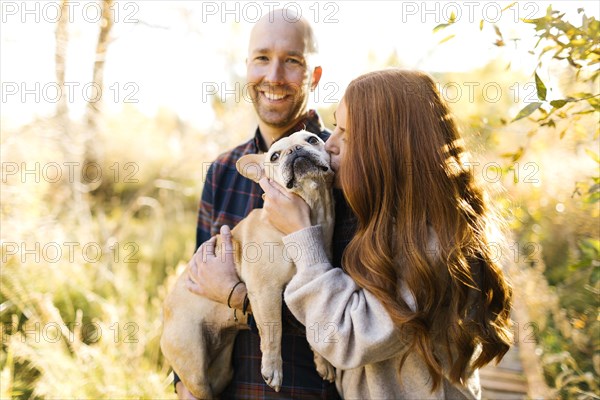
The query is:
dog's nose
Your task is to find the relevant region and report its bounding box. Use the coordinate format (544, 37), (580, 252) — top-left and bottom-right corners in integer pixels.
(286, 145), (303, 155)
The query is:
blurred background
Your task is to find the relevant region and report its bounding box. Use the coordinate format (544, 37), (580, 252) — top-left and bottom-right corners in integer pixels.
(1, 1), (598, 398)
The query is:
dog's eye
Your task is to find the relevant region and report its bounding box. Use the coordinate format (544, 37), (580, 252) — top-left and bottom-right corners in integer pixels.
(270, 152), (280, 162)
(307, 136), (320, 145)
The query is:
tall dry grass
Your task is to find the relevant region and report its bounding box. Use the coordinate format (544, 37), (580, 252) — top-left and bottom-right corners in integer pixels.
(1, 102), (254, 398)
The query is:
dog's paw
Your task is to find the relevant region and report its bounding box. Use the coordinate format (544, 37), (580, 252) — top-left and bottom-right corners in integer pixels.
(261, 357), (283, 392)
(314, 352), (335, 382)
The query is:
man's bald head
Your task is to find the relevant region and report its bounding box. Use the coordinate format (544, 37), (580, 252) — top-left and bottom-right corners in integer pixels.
(248, 9), (318, 60)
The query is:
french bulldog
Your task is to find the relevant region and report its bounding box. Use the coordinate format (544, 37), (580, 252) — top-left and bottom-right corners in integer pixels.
(161, 130), (336, 398)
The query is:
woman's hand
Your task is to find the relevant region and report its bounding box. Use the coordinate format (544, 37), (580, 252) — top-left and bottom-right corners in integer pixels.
(259, 177), (312, 235)
(186, 225), (245, 308)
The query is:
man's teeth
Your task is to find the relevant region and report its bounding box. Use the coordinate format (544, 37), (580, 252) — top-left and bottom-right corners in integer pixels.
(263, 92), (286, 101)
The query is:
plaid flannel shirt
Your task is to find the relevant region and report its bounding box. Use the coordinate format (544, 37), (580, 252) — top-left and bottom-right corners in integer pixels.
(174, 110), (357, 399)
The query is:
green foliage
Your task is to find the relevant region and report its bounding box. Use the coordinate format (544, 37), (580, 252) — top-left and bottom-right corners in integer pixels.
(524, 6), (599, 76)
(513, 6), (599, 154)
(436, 4), (599, 398)
(507, 5), (599, 398)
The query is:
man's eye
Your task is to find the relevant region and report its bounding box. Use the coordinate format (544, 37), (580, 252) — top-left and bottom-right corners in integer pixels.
(256, 56), (268, 61)
(307, 136), (319, 145)
(270, 152), (280, 162)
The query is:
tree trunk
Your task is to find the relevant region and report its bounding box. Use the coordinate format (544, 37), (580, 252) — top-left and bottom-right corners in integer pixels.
(54, 0), (69, 118)
(83, 0), (114, 179)
(86, 0), (114, 131)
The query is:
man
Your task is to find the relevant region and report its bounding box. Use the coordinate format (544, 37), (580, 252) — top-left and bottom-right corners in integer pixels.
(175, 9), (354, 399)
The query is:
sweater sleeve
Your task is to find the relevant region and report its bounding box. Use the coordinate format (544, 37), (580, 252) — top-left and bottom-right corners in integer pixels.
(283, 225), (410, 370)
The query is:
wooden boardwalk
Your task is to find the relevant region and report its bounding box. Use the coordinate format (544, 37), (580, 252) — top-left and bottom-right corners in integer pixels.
(480, 341), (529, 399)
(478, 296), (552, 400)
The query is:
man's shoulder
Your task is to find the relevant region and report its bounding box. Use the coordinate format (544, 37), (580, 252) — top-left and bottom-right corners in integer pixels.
(211, 137), (256, 168)
(316, 129), (331, 141)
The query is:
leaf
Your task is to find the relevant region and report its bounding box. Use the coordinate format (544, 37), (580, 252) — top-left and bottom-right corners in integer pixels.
(550, 99), (568, 109)
(479, 19), (484, 31)
(438, 34), (455, 44)
(502, 2), (518, 12)
(571, 92), (593, 98)
(540, 119), (556, 128)
(559, 129), (567, 139)
(512, 102), (543, 121)
(591, 266), (600, 285)
(433, 23), (449, 33)
(588, 97), (600, 111)
(579, 238), (600, 258)
(586, 191), (600, 203)
(585, 149), (600, 164)
(449, 11), (457, 23)
(550, 97), (578, 109)
(574, 109), (596, 115)
(536, 106), (549, 118)
(434, 12), (456, 32)
(522, 17), (541, 25)
(494, 25), (503, 38)
(540, 45), (555, 58)
(535, 72), (547, 101)
(500, 147), (524, 162)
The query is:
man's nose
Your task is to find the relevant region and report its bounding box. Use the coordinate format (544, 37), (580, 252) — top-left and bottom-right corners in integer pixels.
(265, 60), (284, 83)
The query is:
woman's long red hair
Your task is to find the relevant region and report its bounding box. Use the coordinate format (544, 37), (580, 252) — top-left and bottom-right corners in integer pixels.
(340, 69), (513, 390)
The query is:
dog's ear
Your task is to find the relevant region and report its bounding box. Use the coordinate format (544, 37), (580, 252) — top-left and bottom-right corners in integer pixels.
(236, 154), (265, 182)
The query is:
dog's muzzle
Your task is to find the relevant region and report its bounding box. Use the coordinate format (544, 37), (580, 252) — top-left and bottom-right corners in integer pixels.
(282, 148), (330, 189)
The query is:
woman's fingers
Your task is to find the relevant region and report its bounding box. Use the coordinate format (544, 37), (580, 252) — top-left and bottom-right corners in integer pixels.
(268, 179), (289, 197)
(257, 177), (311, 234)
(259, 177), (290, 200)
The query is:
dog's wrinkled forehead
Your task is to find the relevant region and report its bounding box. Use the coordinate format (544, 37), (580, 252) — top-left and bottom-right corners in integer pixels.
(266, 130), (324, 159)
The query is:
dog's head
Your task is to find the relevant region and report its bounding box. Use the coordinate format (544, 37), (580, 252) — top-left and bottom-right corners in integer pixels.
(236, 130), (333, 197)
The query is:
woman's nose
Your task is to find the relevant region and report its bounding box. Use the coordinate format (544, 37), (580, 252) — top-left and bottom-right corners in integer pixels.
(325, 137), (337, 154)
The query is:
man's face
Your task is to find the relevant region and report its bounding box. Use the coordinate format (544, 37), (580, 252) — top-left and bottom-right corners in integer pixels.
(246, 21), (317, 128)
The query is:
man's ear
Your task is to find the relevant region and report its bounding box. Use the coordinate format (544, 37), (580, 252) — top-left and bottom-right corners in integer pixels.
(310, 66), (322, 90)
(236, 154), (265, 182)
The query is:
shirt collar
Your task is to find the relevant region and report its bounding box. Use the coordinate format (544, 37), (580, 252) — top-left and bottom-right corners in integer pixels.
(253, 110), (323, 153)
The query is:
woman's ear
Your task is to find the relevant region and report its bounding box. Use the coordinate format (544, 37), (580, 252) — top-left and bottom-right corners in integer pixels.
(236, 154), (265, 182)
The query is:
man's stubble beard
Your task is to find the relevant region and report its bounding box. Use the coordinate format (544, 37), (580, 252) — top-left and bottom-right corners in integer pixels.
(254, 99), (307, 128)
(250, 84), (310, 128)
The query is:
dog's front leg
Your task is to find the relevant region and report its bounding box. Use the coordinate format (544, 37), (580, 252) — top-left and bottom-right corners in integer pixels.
(312, 348), (336, 382)
(246, 285), (285, 392)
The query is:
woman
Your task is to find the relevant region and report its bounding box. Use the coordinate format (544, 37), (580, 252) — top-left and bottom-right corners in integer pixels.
(189, 69), (513, 399)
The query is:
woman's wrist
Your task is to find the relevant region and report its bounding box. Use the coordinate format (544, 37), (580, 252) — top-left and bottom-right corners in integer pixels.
(284, 213), (312, 235)
(283, 225), (330, 269)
